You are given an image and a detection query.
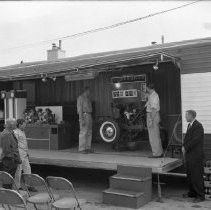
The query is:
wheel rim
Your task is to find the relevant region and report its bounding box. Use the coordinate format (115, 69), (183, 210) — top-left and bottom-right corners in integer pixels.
(100, 121), (117, 143)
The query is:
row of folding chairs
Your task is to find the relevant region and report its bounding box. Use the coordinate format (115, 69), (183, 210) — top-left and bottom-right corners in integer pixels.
(0, 171), (82, 210)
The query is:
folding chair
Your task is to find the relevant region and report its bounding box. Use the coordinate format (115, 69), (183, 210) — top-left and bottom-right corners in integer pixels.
(0, 171), (19, 192)
(46, 176), (81, 210)
(22, 173), (57, 210)
(0, 188), (27, 210)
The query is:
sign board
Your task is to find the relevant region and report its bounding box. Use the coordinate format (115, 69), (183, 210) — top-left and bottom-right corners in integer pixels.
(111, 74), (147, 103)
(36, 106), (63, 124)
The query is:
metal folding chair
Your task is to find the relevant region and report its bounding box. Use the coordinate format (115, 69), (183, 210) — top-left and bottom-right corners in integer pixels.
(0, 171), (19, 192)
(0, 188), (27, 210)
(22, 173), (55, 210)
(46, 176), (81, 210)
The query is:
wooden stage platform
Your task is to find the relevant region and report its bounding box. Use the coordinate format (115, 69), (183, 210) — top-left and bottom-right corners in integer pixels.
(28, 149), (182, 173)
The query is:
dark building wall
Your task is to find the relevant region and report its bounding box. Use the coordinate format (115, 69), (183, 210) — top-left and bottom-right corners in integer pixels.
(15, 62), (180, 119)
(12, 62), (181, 147)
(34, 72), (112, 117)
(0, 81), (13, 109)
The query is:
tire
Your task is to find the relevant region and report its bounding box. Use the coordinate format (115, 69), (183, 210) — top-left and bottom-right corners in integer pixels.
(99, 119), (120, 144)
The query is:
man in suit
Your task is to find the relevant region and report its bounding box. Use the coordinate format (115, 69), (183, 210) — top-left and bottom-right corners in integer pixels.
(182, 110), (205, 202)
(0, 118), (21, 189)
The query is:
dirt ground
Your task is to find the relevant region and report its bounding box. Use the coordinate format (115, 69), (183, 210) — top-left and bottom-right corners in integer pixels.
(3, 165), (211, 210)
(14, 180), (210, 210)
(75, 177), (211, 210)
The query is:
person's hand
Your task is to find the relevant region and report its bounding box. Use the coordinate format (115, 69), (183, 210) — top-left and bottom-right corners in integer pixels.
(15, 158), (22, 164)
(80, 117), (86, 126)
(148, 119), (153, 128)
(82, 119), (86, 126)
(139, 90), (146, 96)
(182, 146), (185, 155)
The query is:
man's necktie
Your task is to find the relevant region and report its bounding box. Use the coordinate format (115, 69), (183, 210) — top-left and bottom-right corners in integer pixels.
(187, 123), (191, 130)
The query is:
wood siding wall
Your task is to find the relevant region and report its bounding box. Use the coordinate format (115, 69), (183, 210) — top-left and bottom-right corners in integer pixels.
(181, 72), (211, 134)
(34, 72), (112, 117)
(204, 134), (211, 161)
(173, 43), (211, 160)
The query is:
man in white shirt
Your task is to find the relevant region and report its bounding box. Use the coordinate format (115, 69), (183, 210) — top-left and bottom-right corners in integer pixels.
(145, 83), (163, 158)
(77, 87), (93, 153)
(14, 119), (36, 191)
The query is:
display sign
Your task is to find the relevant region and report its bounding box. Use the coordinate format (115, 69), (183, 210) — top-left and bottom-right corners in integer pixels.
(111, 74), (147, 103)
(35, 106), (63, 124)
(112, 89), (137, 98)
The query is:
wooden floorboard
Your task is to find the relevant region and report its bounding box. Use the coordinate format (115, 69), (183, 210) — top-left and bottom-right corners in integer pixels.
(28, 149), (182, 173)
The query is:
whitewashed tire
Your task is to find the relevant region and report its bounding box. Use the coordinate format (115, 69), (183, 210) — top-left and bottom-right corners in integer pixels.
(99, 119), (120, 143)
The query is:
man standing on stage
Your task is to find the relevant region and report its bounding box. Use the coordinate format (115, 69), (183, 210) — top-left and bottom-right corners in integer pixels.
(0, 118), (21, 189)
(77, 87), (93, 153)
(145, 83), (163, 158)
(182, 110), (205, 203)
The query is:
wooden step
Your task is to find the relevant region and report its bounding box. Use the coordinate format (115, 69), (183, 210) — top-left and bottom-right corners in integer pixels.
(112, 173), (150, 181)
(110, 174), (152, 202)
(103, 188), (147, 209)
(111, 174), (151, 190)
(117, 165), (152, 178)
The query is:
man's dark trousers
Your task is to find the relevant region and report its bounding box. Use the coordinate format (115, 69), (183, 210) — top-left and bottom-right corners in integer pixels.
(1, 157), (18, 189)
(183, 120), (204, 199)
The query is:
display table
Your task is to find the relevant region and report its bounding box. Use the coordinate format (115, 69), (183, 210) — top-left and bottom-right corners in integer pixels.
(25, 124), (72, 150)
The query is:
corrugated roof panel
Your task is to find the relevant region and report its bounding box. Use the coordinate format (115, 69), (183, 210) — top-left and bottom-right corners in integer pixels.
(1, 37), (211, 80)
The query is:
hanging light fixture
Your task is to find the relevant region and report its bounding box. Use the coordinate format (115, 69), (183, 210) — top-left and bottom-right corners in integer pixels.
(41, 74), (47, 82)
(153, 60), (159, 71)
(160, 53), (164, 62)
(115, 82), (121, 89)
(1, 91), (6, 99)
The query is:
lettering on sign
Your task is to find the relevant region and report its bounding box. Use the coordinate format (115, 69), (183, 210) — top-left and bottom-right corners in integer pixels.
(112, 89), (138, 98)
(111, 74), (146, 83)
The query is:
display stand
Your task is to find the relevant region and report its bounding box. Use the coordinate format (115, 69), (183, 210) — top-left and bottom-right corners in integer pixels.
(25, 123), (72, 150)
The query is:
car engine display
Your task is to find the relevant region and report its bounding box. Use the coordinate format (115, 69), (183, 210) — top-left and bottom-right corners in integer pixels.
(99, 73), (168, 150)
(99, 74), (147, 149)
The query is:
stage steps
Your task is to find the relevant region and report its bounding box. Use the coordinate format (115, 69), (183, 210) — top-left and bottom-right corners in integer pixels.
(103, 165), (152, 209)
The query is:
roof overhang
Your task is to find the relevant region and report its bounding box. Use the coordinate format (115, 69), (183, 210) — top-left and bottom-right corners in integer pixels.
(0, 52), (180, 81)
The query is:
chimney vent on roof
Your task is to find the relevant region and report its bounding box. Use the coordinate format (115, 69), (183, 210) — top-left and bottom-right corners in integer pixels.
(47, 41), (65, 61)
(52, 43), (57, 49)
(161, 35), (164, 44)
(59, 40), (62, 49)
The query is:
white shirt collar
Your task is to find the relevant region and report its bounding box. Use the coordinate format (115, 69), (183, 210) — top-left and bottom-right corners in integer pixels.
(149, 90), (155, 97)
(190, 119), (196, 127)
